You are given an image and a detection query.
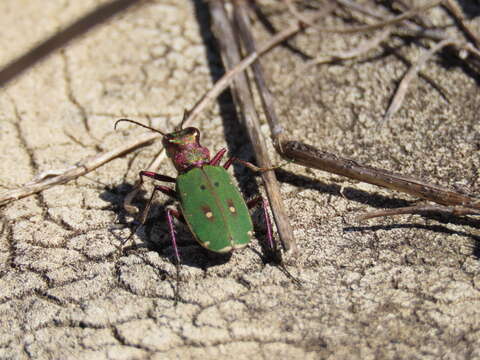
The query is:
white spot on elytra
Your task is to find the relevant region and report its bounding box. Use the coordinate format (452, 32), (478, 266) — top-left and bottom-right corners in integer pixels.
(247, 231), (253, 236)
(229, 206), (236, 213)
(233, 243), (248, 250)
(206, 211), (213, 218)
(218, 245), (232, 253)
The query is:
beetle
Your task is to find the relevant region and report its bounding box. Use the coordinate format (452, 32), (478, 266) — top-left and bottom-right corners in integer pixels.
(114, 117), (279, 266)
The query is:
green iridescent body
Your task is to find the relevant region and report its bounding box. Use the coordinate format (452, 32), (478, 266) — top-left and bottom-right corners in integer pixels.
(114, 118), (267, 259)
(177, 165), (253, 253)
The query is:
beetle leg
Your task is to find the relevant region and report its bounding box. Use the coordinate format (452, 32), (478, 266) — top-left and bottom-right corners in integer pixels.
(209, 148), (227, 166)
(124, 171), (176, 214)
(248, 199), (301, 286)
(223, 157), (281, 172)
(166, 208), (182, 265)
(137, 185), (178, 223)
(167, 207), (186, 223)
(247, 196), (274, 251)
(166, 207), (183, 304)
(154, 185), (178, 199)
(139, 171), (176, 183)
(136, 172), (176, 217)
(122, 185), (177, 247)
(247, 198), (301, 286)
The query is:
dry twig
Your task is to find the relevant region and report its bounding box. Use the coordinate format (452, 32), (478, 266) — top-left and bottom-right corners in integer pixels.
(300, 28), (392, 71)
(209, 0), (298, 254)
(383, 38), (455, 122)
(0, 132), (160, 206)
(337, 0), (480, 61)
(336, 0), (445, 41)
(184, 4), (327, 127)
(278, 141), (480, 217)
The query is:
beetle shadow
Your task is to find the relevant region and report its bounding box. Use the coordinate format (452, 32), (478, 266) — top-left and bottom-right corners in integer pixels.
(456, 0), (480, 19)
(274, 168), (480, 258)
(100, 182), (235, 269)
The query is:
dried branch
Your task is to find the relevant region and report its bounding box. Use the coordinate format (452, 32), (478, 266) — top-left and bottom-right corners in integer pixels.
(283, 0), (337, 30)
(209, 0), (297, 254)
(232, 1), (291, 148)
(300, 28), (392, 70)
(233, 1), (335, 147)
(336, 0), (445, 41)
(278, 141), (480, 212)
(337, 0), (480, 61)
(230, 1), (335, 256)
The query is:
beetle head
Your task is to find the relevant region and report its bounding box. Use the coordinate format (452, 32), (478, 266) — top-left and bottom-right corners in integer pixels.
(114, 118), (210, 173)
(163, 127), (210, 172)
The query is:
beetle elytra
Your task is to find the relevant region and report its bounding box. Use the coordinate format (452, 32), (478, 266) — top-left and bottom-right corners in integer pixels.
(115, 118), (278, 265)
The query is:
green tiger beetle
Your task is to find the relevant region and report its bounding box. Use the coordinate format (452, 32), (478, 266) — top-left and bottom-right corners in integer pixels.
(115, 117), (284, 274)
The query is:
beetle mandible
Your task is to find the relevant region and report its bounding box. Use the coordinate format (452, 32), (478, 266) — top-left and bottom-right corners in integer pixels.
(115, 117), (279, 264)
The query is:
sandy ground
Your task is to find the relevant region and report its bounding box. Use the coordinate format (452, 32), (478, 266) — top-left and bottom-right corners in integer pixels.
(1, 1), (480, 359)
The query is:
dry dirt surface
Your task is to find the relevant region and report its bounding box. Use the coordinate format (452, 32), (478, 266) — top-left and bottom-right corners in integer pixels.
(1, 1), (480, 359)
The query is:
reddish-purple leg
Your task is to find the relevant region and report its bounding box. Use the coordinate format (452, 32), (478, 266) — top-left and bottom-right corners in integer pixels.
(122, 184), (177, 246)
(209, 148), (227, 166)
(166, 208), (182, 264)
(125, 170), (187, 301)
(138, 183), (184, 263)
(124, 171), (176, 214)
(129, 170), (177, 226)
(223, 157), (278, 172)
(247, 196), (275, 251)
(247, 197), (299, 284)
(137, 185), (177, 224)
(139, 171), (176, 183)
(166, 207), (184, 303)
(131, 171), (185, 262)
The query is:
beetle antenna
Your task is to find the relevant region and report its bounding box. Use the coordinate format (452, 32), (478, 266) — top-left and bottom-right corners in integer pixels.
(114, 119), (166, 135)
(176, 109), (190, 131)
